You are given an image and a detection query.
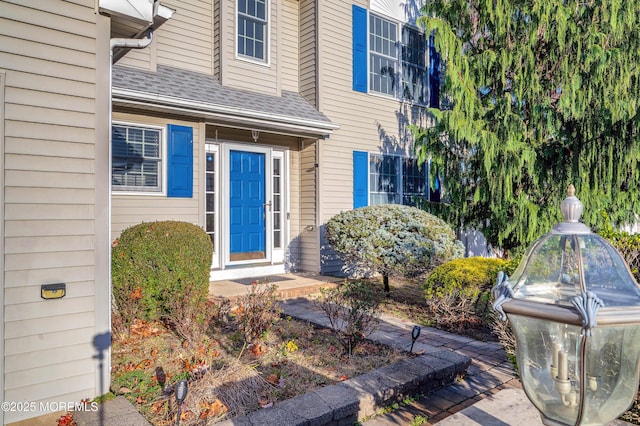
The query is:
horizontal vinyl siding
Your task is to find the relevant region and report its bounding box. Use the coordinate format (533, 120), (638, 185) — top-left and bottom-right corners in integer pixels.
(0, 0), (99, 422)
(299, 0), (316, 106)
(280, 0), (299, 92)
(288, 149), (302, 270)
(221, 0), (278, 95)
(317, 0), (433, 274)
(156, 0), (213, 74)
(111, 112), (202, 241)
(299, 140), (319, 272)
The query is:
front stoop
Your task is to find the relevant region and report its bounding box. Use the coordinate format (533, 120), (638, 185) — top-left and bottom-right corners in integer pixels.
(216, 350), (470, 426)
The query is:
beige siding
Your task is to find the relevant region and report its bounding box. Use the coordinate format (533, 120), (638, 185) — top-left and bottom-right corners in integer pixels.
(299, 0), (317, 106)
(316, 0), (433, 274)
(280, 0), (299, 92)
(220, 0), (279, 95)
(0, 0), (104, 422)
(156, 0), (213, 74)
(299, 140), (320, 272)
(213, 0), (221, 79)
(111, 112), (203, 241)
(288, 149), (301, 268)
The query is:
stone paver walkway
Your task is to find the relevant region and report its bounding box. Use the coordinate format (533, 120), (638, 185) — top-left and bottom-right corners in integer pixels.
(279, 297), (520, 426)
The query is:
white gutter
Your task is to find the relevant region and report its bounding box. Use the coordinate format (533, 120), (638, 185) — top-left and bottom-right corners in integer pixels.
(110, 32), (153, 51)
(112, 88), (340, 137)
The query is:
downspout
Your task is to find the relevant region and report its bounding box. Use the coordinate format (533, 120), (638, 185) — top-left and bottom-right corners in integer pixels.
(102, 31), (153, 395)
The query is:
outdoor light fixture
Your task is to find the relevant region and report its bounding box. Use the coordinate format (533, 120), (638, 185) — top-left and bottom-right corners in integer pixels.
(410, 325), (421, 353)
(493, 185), (640, 426)
(174, 380), (188, 426)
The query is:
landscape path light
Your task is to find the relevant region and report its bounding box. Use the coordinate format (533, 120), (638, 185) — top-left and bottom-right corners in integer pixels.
(175, 379), (188, 426)
(493, 185), (640, 425)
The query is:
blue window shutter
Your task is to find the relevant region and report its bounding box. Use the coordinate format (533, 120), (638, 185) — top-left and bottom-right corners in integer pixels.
(353, 151), (368, 208)
(167, 124), (193, 198)
(429, 34), (441, 108)
(352, 5), (368, 93)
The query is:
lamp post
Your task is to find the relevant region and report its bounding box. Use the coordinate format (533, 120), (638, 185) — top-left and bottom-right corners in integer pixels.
(493, 185), (640, 425)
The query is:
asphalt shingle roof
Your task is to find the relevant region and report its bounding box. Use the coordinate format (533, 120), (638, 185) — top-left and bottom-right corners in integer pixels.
(112, 65), (333, 125)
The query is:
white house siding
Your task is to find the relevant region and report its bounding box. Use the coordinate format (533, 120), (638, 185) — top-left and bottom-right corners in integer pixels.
(111, 111), (203, 241)
(220, 0), (279, 95)
(316, 0), (433, 274)
(0, 0), (107, 422)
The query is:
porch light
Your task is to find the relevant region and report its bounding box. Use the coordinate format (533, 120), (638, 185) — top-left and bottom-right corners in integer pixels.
(493, 185), (640, 425)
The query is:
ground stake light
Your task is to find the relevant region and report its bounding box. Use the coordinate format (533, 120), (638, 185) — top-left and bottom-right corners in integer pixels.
(493, 185), (640, 426)
(175, 380), (188, 426)
(410, 325), (421, 353)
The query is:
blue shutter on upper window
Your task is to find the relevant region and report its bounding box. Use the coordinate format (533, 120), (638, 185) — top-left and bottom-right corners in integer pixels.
(167, 124), (193, 198)
(352, 5), (368, 93)
(429, 34), (441, 108)
(353, 151), (368, 208)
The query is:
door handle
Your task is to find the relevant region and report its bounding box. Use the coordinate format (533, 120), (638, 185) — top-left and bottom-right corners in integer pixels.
(263, 201), (272, 211)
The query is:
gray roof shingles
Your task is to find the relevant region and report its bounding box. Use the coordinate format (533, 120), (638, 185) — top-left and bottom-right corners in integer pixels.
(112, 65), (333, 125)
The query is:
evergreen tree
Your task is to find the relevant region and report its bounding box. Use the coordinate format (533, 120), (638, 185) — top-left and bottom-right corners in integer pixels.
(413, 0), (640, 254)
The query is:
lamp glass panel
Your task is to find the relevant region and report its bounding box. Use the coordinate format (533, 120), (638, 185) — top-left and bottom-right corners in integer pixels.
(510, 314), (640, 426)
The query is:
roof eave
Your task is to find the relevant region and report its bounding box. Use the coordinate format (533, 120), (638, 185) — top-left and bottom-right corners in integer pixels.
(112, 88), (339, 139)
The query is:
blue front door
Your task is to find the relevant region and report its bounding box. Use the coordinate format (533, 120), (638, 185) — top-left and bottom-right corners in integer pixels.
(229, 150), (266, 260)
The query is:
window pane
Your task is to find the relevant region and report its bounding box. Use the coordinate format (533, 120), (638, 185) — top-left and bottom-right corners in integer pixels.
(401, 26), (427, 104)
(111, 125), (161, 191)
(237, 1), (267, 62)
(369, 154), (400, 205)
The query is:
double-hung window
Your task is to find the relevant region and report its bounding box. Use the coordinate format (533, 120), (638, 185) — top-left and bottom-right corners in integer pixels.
(237, 0), (268, 62)
(112, 124), (162, 192)
(366, 153), (429, 207)
(353, 5), (438, 107)
(369, 14), (398, 97)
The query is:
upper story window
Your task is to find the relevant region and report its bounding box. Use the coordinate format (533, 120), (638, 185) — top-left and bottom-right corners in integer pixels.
(112, 124), (162, 192)
(369, 14), (398, 97)
(237, 0), (268, 62)
(353, 5), (438, 107)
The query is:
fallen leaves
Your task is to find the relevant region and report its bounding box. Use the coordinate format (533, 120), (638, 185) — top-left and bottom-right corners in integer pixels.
(56, 412), (76, 426)
(199, 399), (228, 418)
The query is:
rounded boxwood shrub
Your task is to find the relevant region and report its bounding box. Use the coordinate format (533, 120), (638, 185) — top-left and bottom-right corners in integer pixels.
(423, 257), (518, 334)
(112, 221), (213, 328)
(325, 204), (464, 292)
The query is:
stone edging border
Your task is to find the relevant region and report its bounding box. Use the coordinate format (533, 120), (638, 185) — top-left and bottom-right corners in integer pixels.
(216, 349), (470, 426)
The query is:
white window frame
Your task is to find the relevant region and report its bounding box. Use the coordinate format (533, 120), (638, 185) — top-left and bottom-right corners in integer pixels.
(368, 12), (428, 105)
(236, 0), (270, 65)
(111, 122), (166, 195)
(369, 153), (430, 206)
(205, 144), (220, 268)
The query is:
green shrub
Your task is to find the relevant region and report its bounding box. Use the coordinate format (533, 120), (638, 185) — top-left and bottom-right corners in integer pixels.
(325, 204), (464, 292)
(595, 212), (640, 282)
(316, 280), (383, 355)
(423, 257), (518, 334)
(112, 221), (213, 330)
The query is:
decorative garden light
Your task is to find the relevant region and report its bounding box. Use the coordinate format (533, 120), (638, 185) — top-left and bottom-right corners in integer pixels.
(175, 380), (188, 426)
(493, 185), (640, 426)
(410, 325), (421, 353)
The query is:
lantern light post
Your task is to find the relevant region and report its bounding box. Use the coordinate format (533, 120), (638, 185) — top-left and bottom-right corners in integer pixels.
(493, 185), (640, 426)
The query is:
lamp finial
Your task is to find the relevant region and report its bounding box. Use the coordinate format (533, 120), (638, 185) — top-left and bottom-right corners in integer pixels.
(561, 184), (583, 223)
